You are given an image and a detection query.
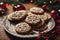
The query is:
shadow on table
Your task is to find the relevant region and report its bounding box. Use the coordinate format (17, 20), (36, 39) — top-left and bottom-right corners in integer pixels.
(5, 30), (36, 40)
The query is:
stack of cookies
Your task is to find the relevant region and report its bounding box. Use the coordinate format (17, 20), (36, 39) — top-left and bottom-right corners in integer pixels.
(7, 7), (51, 34)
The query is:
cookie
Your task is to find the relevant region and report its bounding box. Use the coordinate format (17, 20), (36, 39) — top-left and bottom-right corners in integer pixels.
(7, 10), (27, 21)
(25, 15), (41, 25)
(30, 7), (44, 15)
(15, 22), (31, 34)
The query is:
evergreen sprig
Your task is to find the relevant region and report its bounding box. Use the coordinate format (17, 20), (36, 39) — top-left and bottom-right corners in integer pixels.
(49, 4), (60, 10)
(0, 0), (60, 10)
(0, 0), (21, 5)
(19, 0), (30, 3)
(33, 0), (44, 6)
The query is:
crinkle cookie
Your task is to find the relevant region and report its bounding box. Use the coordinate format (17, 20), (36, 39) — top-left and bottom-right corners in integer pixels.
(30, 7), (44, 15)
(15, 22), (31, 34)
(25, 15), (41, 25)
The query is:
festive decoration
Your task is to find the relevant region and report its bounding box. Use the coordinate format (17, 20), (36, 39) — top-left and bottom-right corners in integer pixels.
(0, 2), (7, 15)
(42, 5), (49, 11)
(33, 0), (60, 10)
(13, 4), (25, 11)
(48, 4), (60, 10)
(0, 2), (7, 10)
(19, 0), (30, 3)
(50, 10), (58, 19)
(0, 0), (59, 10)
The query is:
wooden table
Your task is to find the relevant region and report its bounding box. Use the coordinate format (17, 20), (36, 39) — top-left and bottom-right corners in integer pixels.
(0, 3), (60, 40)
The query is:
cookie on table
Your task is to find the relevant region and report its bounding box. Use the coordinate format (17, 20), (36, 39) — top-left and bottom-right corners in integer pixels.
(7, 10), (27, 21)
(15, 22), (31, 34)
(30, 7), (44, 15)
(25, 15), (41, 25)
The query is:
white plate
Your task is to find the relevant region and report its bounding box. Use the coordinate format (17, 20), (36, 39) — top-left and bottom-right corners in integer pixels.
(3, 17), (55, 38)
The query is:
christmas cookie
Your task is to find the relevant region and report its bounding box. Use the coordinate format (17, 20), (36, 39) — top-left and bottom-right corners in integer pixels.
(15, 22), (31, 34)
(25, 15), (41, 25)
(7, 10), (27, 21)
(30, 7), (44, 15)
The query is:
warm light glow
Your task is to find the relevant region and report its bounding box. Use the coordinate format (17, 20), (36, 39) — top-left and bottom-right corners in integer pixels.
(58, 10), (60, 12)
(30, 0), (33, 3)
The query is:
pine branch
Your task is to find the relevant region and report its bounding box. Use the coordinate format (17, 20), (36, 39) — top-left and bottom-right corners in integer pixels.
(49, 4), (60, 10)
(19, 0), (30, 3)
(34, 0), (44, 6)
(0, 0), (21, 5)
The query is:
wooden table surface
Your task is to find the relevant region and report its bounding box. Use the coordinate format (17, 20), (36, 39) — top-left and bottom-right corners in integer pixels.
(0, 3), (60, 40)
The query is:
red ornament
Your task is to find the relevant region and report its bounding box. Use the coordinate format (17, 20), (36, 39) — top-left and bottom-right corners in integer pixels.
(13, 4), (25, 11)
(0, 2), (7, 10)
(50, 10), (58, 19)
(0, 2), (6, 8)
(42, 5), (49, 11)
(57, 0), (60, 3)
